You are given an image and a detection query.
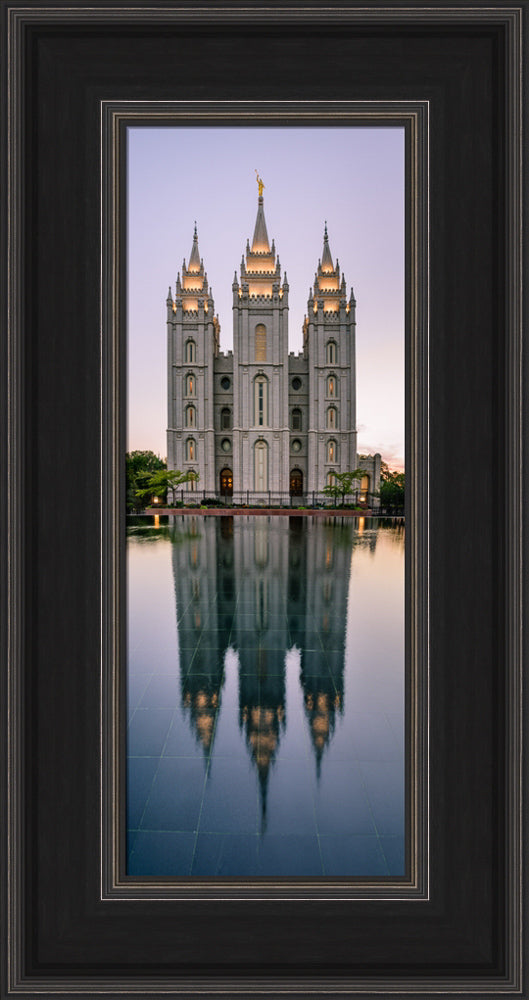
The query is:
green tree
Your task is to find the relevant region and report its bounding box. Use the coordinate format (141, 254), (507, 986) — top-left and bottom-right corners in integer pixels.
(135, 468), (200, 507)
(126, 451), (166, 512)
(322, 469), (364, 507)
(378, 468), (405, 509)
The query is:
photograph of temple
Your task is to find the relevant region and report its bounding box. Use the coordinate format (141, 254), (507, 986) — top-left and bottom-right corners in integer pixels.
(166, 178), (381, 501)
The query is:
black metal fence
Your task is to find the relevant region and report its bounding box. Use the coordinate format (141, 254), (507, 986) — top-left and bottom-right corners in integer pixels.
(143, 489), (404, 516)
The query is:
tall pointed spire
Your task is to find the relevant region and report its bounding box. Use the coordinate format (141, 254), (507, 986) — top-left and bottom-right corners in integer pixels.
(240, 176), (281, 295)
(321, 221), (334, 272)
(171, 222), (215, 315)
(307, 222), (346, 315)
(188, 221), (201, 272)
(251, 193), (270, 253)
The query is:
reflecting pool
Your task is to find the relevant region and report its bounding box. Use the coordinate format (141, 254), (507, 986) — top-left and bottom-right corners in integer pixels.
(127, 514), (405, 878)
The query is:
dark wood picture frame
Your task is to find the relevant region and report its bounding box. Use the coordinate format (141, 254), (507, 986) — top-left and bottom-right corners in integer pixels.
(105, 101), (425, 899)
(2, 3), (526, 997)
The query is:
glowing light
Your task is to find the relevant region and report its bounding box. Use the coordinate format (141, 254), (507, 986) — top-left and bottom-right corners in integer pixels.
(182, 275), (203, 290)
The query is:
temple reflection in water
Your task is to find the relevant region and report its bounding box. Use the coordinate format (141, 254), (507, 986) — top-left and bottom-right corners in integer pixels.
(127, 514), (405, 878)
(174, 516), (356, 824)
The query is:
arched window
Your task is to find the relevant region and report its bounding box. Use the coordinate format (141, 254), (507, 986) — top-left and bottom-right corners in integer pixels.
(291, 407), (302, 431)
(327, 439), (337, 463)
(221, 407), (231, 430)
(359, 474), (370, 502)
(254, 440), (268, 491)
(185, 373), (195, 396)
(188, 474), (197, 492)
(326, 340), (337, 364)
(255, 323), (267, 362)
(327, 406), (337, 430)
(186, 405), (196, 428)
(185, 339), (196, 363)
(327, 374), (337, 398)
(254, 375), (268, 427)
(220, 468), (233, 496)
(290, 468), (303, 496)
(186, 438), (196, 461)
(327, 471), (336, 487)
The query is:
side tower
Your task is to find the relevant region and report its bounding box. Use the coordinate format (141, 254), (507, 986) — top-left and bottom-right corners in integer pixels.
(304, 225), (357, 494)
(231, 178), (290, 497)
(166, 225), (220, 494)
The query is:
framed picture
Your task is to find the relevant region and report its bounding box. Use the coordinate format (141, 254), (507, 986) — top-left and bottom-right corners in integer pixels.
(119, 114), (414, 891)
(3, 3), (525, 997)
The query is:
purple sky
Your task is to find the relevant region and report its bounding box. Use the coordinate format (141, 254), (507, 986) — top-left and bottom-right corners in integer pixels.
(127, 126), (405, 470)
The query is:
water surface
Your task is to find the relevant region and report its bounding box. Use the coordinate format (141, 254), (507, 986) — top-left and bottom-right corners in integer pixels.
(127, 514), (405, 878)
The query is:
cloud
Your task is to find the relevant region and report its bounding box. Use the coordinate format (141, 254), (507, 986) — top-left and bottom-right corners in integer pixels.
(357, 441), (404, 471)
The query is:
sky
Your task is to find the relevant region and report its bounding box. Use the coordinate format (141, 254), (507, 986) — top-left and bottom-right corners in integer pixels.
(127, 126), (405, 470)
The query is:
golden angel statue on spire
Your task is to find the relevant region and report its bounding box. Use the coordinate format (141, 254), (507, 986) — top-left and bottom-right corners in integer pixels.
(255, 170), (265, 196)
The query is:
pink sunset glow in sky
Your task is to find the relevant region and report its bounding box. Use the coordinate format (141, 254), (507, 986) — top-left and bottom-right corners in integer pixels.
(127, 126), (405, 471)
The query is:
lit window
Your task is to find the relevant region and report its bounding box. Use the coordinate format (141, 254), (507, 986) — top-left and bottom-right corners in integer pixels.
(360, 474), (370, 502)
(291, 408), (302, 431)
(327, 375), (336, 398)
(186, 438), (195, 461)
(327, 439), (337, 462)
(186, 405), (196, 428)
(186, 374), (195, 396)
(255, 323), (267, 362)
(327, 406), (337, 430)
(185, 340), (196, 363)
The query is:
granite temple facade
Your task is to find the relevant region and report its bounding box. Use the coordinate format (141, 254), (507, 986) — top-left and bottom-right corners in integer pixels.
(166, 184), (381, 501)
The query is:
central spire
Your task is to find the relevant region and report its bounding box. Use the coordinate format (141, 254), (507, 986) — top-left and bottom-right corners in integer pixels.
(251, 180), (270, 253)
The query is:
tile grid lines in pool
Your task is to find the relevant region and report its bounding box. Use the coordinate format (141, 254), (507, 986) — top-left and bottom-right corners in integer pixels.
(128, 724), (400, 873)
(128, 743), (397, 862)
(128, 762), (396, 877)
(128, 606), (396, 876)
